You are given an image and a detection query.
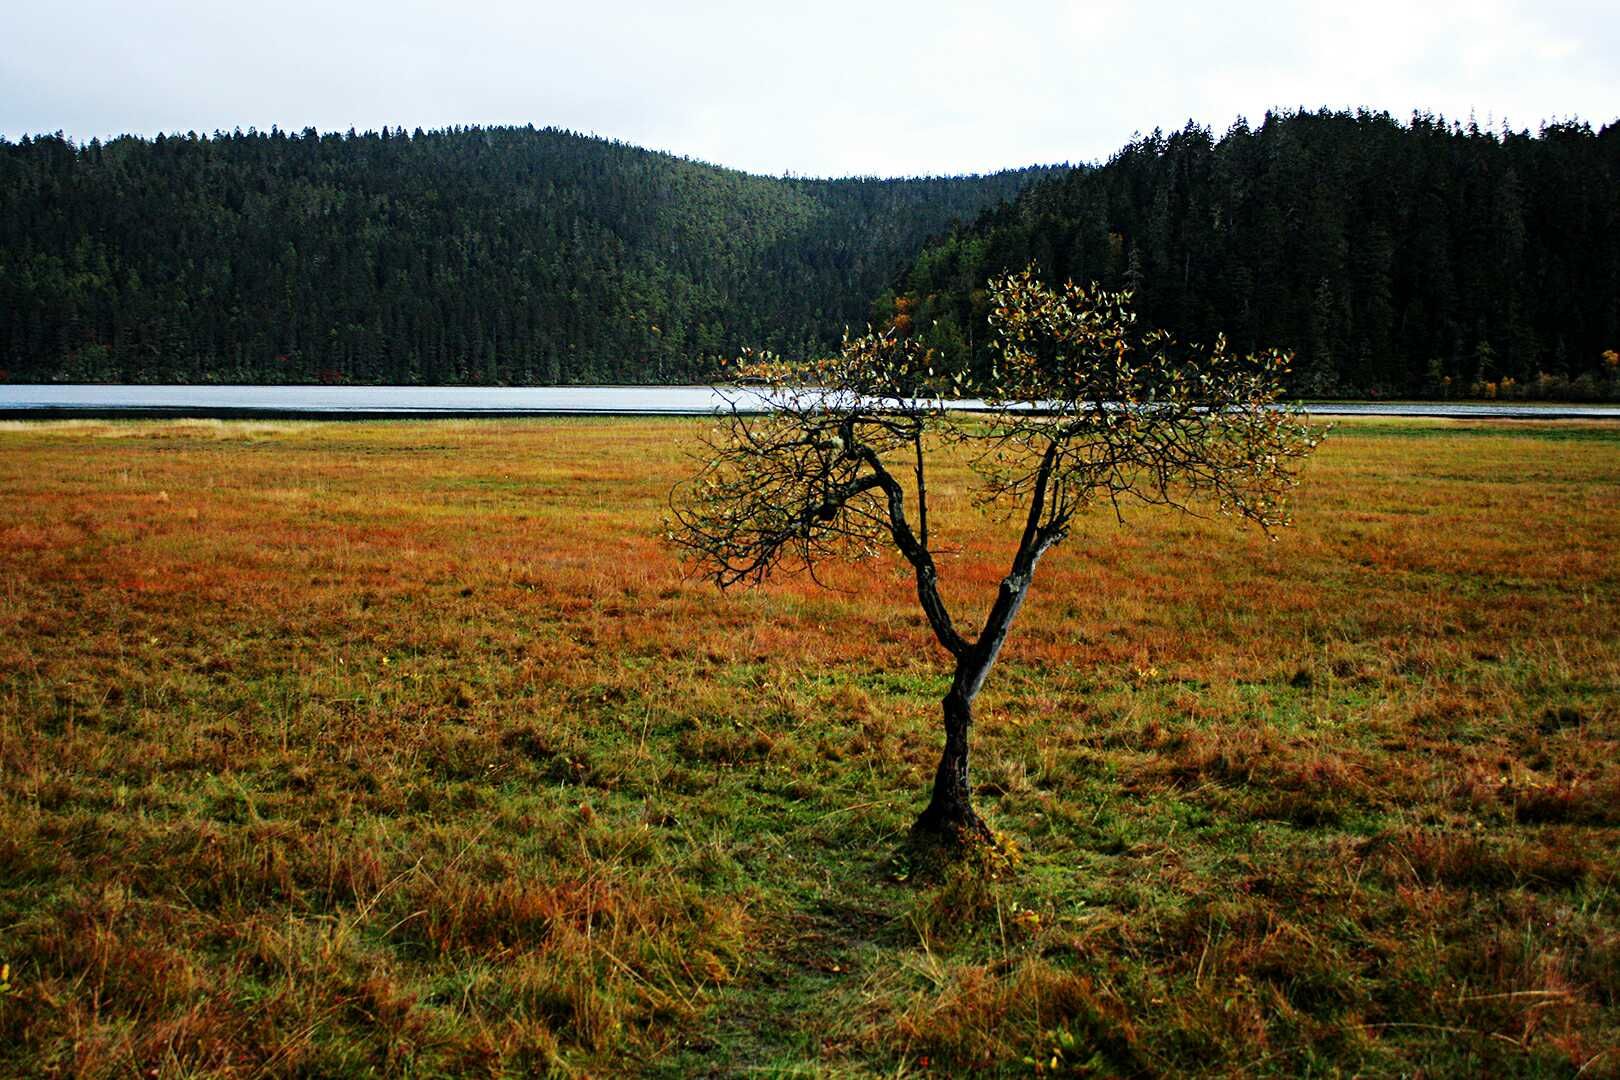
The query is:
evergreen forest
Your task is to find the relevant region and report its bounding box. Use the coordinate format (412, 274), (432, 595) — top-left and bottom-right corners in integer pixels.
(887, 110), (1620, 400)
(2, 111), (1618, 397)
(0, 125), (1054, 384)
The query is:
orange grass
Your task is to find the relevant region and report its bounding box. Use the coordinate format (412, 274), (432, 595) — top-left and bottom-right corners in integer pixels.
(0, 416), (1616, 1076)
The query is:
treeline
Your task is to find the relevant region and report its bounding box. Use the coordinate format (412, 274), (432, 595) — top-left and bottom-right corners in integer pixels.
(0, 125), (1054, 384)
(884, 110), (1620, 399)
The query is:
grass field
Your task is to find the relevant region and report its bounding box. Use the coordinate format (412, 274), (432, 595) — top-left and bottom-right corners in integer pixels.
(1, 416), (1616, 1077)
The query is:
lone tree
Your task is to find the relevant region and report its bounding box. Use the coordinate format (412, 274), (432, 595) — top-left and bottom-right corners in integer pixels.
(669, 267), (1321, 845)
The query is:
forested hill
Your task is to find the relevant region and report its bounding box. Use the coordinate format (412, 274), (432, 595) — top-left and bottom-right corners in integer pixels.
(884, 110), (1620, 399)
(0, 126), (1056, 384)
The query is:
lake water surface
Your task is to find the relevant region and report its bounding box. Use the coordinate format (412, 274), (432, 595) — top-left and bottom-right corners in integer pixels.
(2, 384), (1617, 421)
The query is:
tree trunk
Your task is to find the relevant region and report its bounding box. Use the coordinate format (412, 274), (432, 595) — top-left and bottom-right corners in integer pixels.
(910, 556), (1047, 847)
(912, 669), (992, 844)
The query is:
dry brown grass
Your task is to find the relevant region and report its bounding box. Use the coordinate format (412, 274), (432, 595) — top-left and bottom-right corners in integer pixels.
(0, 416), (1615, 1075)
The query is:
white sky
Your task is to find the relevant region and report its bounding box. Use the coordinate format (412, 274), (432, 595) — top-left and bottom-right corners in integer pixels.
(2, 0), (1616, 177)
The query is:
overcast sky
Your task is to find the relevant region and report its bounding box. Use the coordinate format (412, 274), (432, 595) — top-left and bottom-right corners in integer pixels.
(3, 0), (1616, 177)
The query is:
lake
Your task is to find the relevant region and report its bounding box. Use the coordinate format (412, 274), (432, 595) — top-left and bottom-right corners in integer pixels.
(2, 384), (1618, 421)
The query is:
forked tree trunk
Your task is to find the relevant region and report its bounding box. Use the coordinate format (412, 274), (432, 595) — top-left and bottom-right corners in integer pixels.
(904, 458), (1061, 847)
(910, 553), (1053, 845)
(912, 663), (994, 843)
